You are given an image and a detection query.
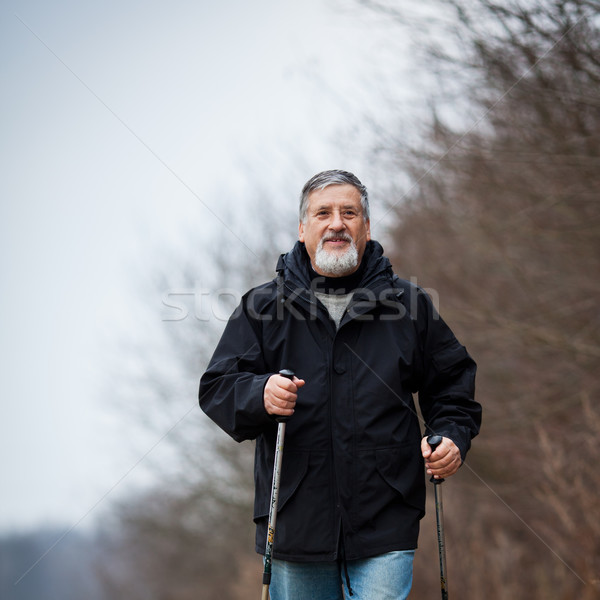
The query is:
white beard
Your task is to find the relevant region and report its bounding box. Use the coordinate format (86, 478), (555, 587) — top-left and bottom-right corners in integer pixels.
(314, 235), (359, 276)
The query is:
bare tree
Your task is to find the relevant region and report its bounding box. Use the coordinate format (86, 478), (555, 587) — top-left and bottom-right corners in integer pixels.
(360, 0), (600, 597)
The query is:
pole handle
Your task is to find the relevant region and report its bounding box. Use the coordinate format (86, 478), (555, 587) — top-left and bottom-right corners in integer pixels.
(276, 369), (295, 423)
(427, 434), (445, 484)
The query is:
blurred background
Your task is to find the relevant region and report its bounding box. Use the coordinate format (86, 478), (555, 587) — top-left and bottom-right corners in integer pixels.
(1, 0), (598, 598)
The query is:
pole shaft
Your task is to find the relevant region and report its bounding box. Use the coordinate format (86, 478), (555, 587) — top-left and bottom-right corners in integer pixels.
(260, 369), (295, 600)
(261, 421), (287, 598)
(434, 482), (448, 600)
(261, 584), (269, 600)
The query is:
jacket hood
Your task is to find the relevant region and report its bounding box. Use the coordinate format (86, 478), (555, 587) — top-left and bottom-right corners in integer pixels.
(276, 240), (394, 291)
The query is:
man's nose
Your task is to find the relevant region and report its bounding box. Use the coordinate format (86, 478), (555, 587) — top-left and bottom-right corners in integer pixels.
(329, 210), (345, 230)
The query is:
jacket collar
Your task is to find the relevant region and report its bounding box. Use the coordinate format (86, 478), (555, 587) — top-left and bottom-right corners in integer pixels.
(275, 241), (403, 330)
(276, 240), (393, 291)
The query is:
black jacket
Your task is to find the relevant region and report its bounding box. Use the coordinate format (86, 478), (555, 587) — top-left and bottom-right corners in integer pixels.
(199, 241), (480, 561)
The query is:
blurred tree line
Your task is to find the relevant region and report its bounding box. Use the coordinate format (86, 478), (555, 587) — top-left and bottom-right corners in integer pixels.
(94, 1), (600, 598)
(0, 528), (105, 600)
(380, 0), (600, 597)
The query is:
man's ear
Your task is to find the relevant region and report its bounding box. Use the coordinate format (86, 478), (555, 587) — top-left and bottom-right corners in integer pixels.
(298, 220), (305, 242)
(366, 219), (371, 241)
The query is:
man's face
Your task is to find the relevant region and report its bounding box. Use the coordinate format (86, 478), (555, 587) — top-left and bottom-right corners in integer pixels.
(299, 184), (371, 277)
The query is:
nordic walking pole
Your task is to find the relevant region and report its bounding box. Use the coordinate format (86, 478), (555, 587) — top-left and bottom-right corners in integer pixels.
(427, 434), (449, 600)
(261, 369), (295, 600)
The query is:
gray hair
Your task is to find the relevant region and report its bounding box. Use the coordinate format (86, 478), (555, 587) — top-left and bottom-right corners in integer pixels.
(299, 169), (370, 223)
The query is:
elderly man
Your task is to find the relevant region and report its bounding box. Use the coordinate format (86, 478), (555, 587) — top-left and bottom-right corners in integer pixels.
(199, 169), (481, 599)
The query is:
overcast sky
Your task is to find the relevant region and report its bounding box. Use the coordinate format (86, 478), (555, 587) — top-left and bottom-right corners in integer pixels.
(0, 0), (431, 532)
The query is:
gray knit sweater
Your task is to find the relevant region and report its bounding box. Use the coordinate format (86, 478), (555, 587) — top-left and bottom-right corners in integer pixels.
(314, 291), (354, 330)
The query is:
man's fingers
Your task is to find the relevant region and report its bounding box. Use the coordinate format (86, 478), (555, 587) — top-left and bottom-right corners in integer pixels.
(293, 376), (306, 388)
(264, 374), (304, 416)
(268, 402), (295, 416)
(265, 394), (295, 416)
(277, 374), (305, 393)
(424, 437), (461, 478)
(421, 437), (432, 458)
(428, 450), (453, 467)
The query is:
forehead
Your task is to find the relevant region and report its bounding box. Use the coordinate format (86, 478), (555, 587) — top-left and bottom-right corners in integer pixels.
(306, 184), (362, 210)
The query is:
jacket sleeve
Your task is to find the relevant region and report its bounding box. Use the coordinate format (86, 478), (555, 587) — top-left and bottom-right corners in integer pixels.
(199, 296), (275, 442)
(415, 289), (481, 461)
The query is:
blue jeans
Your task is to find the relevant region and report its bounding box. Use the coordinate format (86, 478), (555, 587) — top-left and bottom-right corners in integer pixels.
(270, 550), (415, 600)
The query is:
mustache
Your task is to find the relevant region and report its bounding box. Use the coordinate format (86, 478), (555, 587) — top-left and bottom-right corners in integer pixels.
(321, 232), (353, 242)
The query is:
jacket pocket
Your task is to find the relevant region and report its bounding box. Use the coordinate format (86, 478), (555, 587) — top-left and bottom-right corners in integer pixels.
(254, 448), (334, 557)
(375, 444), (426, 515)
(253, 448), (310, 521)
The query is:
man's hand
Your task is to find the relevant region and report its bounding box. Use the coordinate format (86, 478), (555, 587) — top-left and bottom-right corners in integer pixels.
(421, 436), (461, 479)
(264, 374), (305, 418)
